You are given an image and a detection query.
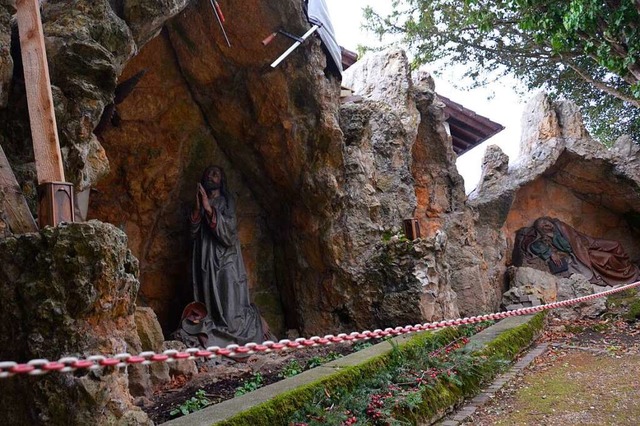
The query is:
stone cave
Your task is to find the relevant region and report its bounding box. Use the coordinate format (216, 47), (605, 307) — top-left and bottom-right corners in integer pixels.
(3, 1), (640, 424)
(0, 0), (508, 362)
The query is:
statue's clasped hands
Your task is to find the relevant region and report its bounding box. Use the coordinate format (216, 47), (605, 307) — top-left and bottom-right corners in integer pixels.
(197, 183), (214, 217)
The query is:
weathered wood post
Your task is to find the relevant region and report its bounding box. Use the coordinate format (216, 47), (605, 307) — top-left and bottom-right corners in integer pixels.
(0, 146), (38, 234)
(15, 0), (74, 227)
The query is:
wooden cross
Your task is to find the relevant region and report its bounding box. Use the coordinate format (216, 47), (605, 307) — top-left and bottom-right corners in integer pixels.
(16, 0), (65, 184)
(15, 0), (74, 227)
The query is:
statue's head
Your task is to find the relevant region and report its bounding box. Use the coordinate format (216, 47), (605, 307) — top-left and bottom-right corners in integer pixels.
(201, 165), (228, 196)
(533, 217), (556, 237)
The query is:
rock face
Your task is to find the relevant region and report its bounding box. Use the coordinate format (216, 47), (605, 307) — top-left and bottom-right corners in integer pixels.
(336, 51), (506, 322)
(2, 0), (509, 343)
(503, 266), (606, 320)
(128, 307), (171, 400)
(364, 235), (459, 325)
(473, 93), (640, 320)
(85, 15), (479, 333)
(342, 49), (420, 142)
(0, 222), (151, 425)
(410, 71), (503, 317)
(0, 0), (189, 194)
(85, 0), (341, 334)
(472, 93), (640, 265)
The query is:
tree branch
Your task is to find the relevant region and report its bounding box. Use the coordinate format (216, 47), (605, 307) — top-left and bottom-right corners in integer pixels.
(565, 59), (640, 107)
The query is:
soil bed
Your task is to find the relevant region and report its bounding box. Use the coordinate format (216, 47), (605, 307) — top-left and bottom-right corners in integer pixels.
(144, 340), (379, 424)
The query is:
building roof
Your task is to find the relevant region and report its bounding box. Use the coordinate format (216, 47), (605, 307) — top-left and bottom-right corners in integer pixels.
(341, 49), (504, 156)
(438, 95), (505, 155)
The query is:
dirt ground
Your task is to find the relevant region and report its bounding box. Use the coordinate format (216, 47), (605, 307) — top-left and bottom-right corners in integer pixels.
(461, 317), (640, 426)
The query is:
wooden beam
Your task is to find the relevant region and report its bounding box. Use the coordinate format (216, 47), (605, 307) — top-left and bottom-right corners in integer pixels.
(16, 0), (65, 184)
(0, 145), (38, 234)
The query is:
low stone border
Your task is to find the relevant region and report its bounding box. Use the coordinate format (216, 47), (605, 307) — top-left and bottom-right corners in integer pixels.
(162, 314), (545, 425)
(438, 342), (549, 425)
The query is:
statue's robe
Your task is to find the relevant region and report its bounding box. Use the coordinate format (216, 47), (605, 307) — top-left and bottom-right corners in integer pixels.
(553, 219), (639, 286)
(186, 195), (264, 348)
(514, 218), (640, 286)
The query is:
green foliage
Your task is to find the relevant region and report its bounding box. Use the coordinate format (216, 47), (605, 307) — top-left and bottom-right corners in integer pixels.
(363, 0), (640, 144)
(217, 315), (545, 425)
(169, 389), (210, 418)
(625, 299), (640, 321)
(288, 319), (529, 424)
(306, 352), (343, 369)
(606, 288), (640, 321)
(235, 373), (265, 396)
(279, 360), (304, 378)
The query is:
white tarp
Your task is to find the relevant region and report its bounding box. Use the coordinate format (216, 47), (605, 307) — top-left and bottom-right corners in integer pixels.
(306, 0), (343, 74)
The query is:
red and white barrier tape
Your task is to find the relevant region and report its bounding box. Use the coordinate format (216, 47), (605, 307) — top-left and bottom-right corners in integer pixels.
(1, 280), (639, 379)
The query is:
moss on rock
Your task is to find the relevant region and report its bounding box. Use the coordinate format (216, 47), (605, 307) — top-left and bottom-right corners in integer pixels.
(212, 314), (544, 425)
(0, 221), (151, 425)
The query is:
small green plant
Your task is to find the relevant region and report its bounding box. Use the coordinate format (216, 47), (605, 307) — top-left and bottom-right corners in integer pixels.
(306, 351), (343, 369)
(564, 324), (585, 333)
(625, 299), (640, 321)
(590, 322), (610, 332)
(353, 341), (373, 352)
(170, 389), (210, 417)
(234, 373), (264, 396)
(279, 360), (304, 378)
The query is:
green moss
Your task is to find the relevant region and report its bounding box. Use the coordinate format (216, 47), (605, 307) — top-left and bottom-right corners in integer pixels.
(605, 288), (640, 321)
(477, 313), (545, 360)
(212, 314), (545, 425)
(606, 288), (638, 309)
(626, 299), (640, 321)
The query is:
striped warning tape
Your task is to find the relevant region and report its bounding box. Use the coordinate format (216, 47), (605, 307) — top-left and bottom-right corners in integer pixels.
(1, 280), (638, 378)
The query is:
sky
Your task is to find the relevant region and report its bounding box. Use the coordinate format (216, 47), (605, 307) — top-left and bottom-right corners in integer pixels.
(324, 0), (526, 192)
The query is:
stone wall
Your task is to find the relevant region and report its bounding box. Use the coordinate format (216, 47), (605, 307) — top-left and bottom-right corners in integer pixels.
(0, 222), (151, 425)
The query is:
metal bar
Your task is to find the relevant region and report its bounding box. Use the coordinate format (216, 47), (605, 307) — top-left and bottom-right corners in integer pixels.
(278, 30), (303, 43)
(208, 0), (231, 47)
(270, 24), (320, 68)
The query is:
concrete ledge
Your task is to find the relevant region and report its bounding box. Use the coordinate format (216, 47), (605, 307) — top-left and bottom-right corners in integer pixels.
(162, 314), (543, 426)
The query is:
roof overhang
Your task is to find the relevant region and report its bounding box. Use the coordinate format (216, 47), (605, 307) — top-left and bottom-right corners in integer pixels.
(439, 94), (505, 155)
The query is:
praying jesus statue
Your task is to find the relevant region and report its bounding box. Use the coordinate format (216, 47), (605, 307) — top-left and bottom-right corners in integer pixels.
(178, 165), (265, 348)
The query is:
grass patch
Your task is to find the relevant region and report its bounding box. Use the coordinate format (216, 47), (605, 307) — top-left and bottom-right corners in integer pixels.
(489, 352), (640, 425)
(626, 299), (640, 321)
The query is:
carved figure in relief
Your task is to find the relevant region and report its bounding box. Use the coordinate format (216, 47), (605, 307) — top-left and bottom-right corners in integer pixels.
(513, 217), (639, 286)
(175, 165), (265, 348)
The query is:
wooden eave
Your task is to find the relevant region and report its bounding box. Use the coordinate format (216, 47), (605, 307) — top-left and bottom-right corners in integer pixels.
(439, 94), (505, 155)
